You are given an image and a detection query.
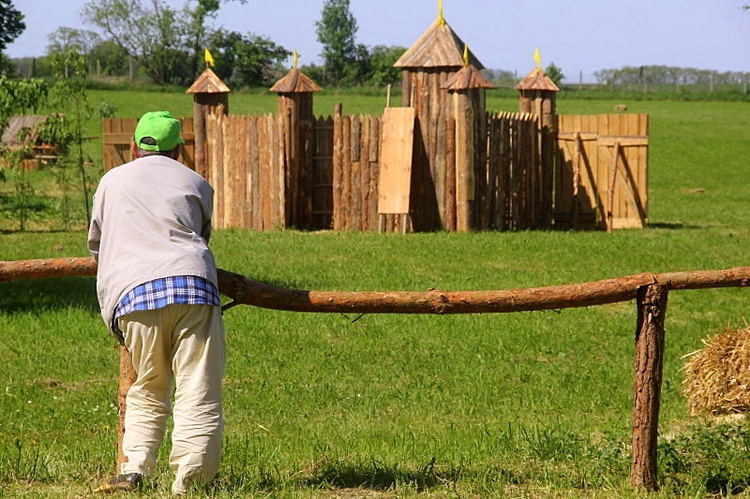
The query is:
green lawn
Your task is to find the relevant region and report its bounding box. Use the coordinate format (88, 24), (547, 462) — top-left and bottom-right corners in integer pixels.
(1, 90), (749, 497)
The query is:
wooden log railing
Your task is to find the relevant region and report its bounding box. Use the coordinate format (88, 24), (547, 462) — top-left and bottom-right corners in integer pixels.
(2, 257), (750, 491)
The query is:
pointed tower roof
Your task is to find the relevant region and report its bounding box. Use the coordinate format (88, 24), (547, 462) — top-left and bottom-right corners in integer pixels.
(186, 67), (230, 94)
(394, 10), (483, 69)
(270, 68), (322, 93)
(442, 48), (495, 91)
(270, 51), (322, 93)
(515, 66), (560, 92)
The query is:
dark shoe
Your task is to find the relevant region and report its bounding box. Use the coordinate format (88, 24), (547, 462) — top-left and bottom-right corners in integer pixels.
(94, 473), (143, 493)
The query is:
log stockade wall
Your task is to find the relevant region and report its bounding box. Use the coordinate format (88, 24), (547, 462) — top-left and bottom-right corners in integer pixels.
(206, 113), (287, 230)
(103, 111), (647, 233)
(2, 258), (749, 491)
(200, 108), (545, 232)
(485, 112), (540, 231)
(333, 111), (381, 232)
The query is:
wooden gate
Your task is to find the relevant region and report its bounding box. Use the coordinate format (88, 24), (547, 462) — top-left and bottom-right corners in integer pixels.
(102, 117), (196, 172)
(555, 114), (648, 230)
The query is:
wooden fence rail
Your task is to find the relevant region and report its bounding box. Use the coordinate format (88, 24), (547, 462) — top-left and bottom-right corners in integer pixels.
(3, 258), (748, 491)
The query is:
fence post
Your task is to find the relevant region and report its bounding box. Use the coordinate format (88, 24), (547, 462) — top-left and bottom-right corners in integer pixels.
(631, 283), (669, 490)
(116, 345), (137, 474)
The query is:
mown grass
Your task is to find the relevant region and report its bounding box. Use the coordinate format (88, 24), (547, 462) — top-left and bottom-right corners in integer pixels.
(0, 91), (749, 497)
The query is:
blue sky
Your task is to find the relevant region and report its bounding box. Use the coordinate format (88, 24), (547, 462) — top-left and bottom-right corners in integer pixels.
(6, 0), (749, 82)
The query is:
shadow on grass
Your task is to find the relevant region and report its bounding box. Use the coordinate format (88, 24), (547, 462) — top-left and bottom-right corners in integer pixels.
(647, 221), (704, 230)
(299, 458), (479, 493)
(0, 277), (99, 314)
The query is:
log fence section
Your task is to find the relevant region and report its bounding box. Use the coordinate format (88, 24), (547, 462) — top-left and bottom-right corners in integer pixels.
(103, 112), (644, 233)
(3, 258), (749, 491)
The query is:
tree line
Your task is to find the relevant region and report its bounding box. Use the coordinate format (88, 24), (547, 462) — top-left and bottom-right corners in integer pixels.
(1, 0), (747, 91)
(2, 0), (406, 89)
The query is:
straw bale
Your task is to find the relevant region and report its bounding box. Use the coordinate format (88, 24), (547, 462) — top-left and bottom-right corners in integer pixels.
(682, 325), (750, 416)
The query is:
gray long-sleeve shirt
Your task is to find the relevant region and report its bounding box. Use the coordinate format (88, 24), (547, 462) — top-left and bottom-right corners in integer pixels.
(87, 154), (218, 332)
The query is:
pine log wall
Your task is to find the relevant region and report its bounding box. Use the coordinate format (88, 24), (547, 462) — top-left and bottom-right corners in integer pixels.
(103, 112), (647, 232)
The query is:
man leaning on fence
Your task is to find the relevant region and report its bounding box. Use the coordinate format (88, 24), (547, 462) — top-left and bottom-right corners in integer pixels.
(87, 110), (226, 495)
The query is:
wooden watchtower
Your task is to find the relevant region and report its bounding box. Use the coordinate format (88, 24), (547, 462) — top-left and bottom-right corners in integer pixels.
(515, 55), (559, 228)
(270, 52), (322, 229)
(186, 67), (230, 180)
(393, 2), (484, 231)
(442, 52), (495, 231)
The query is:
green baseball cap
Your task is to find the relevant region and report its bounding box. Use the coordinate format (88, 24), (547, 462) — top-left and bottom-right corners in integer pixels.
(134, 111), (185, 152)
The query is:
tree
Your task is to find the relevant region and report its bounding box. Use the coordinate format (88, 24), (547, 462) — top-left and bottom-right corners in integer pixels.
(82, 0), (246, 85)
(367, 45), (406, 86)
(89, 40), (131, 76)
(0, 0), (26, 75)
(184, 0), (220, 80)
(82, 0), (193, 84)
(545, 62), (564, 87)
(315, 0), (362, 86)
(210, 29), (290, 87)
(46, 27), (102, 77)
(45, 48), (96, 227)
(0, 0), (25, 51)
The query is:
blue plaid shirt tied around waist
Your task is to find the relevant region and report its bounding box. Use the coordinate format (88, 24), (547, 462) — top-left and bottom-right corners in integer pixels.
(112, 275), (220, 339)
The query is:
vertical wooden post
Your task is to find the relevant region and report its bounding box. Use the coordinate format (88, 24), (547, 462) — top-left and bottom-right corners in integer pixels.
(631, 283), (668, 491)
(444, 117), (457, 231)
(332, 103), (343, 231)
(453, 91), (472, 232)
(116, 344), (137, 474)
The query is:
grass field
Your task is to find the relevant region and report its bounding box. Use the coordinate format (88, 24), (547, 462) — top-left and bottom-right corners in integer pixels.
(1, 88), (750, 497)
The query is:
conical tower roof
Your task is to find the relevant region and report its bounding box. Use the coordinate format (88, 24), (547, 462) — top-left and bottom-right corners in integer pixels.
(442, 63), (495, 90)
(515, 66), (560, 92)
(394, 15), (483, 69)
(186, 67), (230, 94)
(270, 67), (322, 93)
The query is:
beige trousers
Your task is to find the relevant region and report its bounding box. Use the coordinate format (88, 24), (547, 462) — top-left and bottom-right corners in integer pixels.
(118, 304), (226, 495)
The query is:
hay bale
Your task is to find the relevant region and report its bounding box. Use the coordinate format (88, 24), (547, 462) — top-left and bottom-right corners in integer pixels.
(682, 326), (750, 416)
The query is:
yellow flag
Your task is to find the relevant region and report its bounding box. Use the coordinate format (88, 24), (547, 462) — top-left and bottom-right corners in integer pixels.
(204, 48), (215, 67)
(533, 47), (541, 69)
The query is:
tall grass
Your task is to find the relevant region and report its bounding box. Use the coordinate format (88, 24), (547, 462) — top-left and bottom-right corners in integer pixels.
(1, 92), (749, 497)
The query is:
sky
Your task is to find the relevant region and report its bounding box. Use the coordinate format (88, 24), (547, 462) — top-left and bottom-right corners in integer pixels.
(5, 0), (750, 83)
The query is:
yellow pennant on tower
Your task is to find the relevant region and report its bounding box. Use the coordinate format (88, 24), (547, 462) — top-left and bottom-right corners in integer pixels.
(204, 48), (215, 68)
(534, 47), (541, 70)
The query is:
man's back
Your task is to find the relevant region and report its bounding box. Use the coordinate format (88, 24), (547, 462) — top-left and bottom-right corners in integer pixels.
(88, 154), (217, 329)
